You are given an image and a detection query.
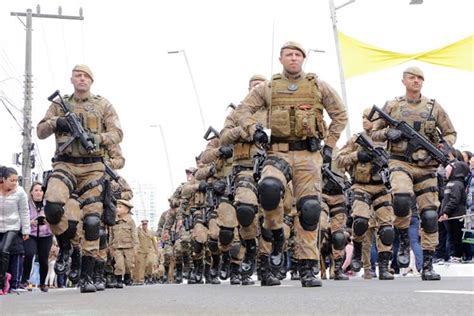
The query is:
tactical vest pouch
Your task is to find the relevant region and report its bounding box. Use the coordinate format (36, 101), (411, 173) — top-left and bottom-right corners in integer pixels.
(102, 179), (117, 226)
(295, 109), (317, 138)
(234, 143), (251, 160)
(354, 163), (372, 184)
(412, 149), (429, 161)
(315, 115), (328, 139)
(270, 108), (291, 137)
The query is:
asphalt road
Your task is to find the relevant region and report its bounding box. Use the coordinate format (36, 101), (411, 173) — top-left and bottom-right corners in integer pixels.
(1, 277), (473, 315)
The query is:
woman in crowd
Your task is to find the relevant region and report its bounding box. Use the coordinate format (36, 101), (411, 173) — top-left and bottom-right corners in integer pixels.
(21, 181), (53, 292)
(0, 167), (30, 295)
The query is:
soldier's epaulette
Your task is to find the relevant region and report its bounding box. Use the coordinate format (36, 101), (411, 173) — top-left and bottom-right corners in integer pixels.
(395, 96), (404, 102)
(93, 94), (102, 100)
(272, 73), (282, 80)
(305, 73), (317, 80)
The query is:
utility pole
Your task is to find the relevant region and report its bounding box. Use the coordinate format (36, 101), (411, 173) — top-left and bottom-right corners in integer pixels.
(10, 6), (83, 191)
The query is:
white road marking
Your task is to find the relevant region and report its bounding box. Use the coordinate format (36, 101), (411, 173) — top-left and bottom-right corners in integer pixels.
(415, 290), (474, 295)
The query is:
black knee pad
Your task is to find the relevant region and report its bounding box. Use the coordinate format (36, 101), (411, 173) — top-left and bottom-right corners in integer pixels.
(99, 227), (108, 250)
(194, 241), (204, 254)
(208, 238), (219, 253)
(393, 193), (412, 217)
(421, 209), (438, 233)
(229, 242), (241, 260)
(297, 196), (321, 231)
(219, 227), (234, 246)
(60, 220), (78, 240)
(44, 201), (64, 225)
(236, 203), (257, 227)
(353, 217), (369, 237)
(83, 214), (101, 241)
(258, 177), (284, 211)
(378, 225), (395, 246)
(331, 230), (346, 251)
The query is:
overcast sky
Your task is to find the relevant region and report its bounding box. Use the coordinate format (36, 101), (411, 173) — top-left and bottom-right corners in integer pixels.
(1, 0), (473, 215)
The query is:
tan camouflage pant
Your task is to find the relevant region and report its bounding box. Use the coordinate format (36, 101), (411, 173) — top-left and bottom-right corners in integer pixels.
(173, 233), (192, 264)
(135, 251), (155, 282)
(114, 248), (135, 276)
(351, 183), (394, 253)
(321, 193), (347, 260)
(45, 161), (105, 256)
(389, 160), (439, 251)
(191, 219), (208, 260)
(260, 150), (322, 260)
(362, 216), (377, 271)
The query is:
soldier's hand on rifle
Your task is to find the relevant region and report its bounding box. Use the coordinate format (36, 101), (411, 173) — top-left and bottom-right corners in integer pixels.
(357, 149), (374, 163)
(253, 128), (268, 144)
(213, 179), (226, 195)
(197, 180), (208, 193)
(322, 145), (333, 165)
(88, 133), (102, 152)
(386, 128), (403, 143)
(56, 117), (71, 133)
(218, 145), (233, 159)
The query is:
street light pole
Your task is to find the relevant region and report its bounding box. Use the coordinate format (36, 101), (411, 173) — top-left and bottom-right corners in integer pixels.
(150, 124), (174, 192)
(329, 0), (355, 141)
(168, 50), (206, 132)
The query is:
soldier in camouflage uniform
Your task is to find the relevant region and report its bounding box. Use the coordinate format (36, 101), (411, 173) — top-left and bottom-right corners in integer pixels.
(37, 64), (123, 293)
(337, 108), (395, 280)
(235, 42), (348, 287)
(372, 67), (456, 280)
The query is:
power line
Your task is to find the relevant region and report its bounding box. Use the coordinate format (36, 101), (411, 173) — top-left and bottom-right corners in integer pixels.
(0, 98), (23, 129)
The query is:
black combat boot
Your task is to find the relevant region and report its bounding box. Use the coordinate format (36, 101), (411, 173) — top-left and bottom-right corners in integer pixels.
(241, 239), (256, 286)
(421, 250), (441, 281)
(68, 246), (81, 284)
(219, 252), (231, 280)
(183, 255), (191, 280)
(79, 256), (97, 293)
(269, 229), (285, 271)
(334, 258), (349, 280)
(260, 255), (281, 286)
(299, 259), (323, 287)
(115, 275), (124, 289)
(378, 252), (394, 280)
(204, 263), (211, 284)
(123, 273), (132, 286)
(106, 273), (117, 288)
(229, 263), (241, 285)
(397, 228), (410, 268)
(175, 263), (183, 284)
(351, 241), (363, 272)
(93, 259), (106, 291)
(290, 255), (300, 280)
(207, 254), (221, 285)
(163, 265), (169, 284)
(188, 259), (204, 284)
(55, 234), (72, 275)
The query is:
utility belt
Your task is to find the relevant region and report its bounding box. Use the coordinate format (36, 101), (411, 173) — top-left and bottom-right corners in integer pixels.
(271, 137), (321, 152)
(54, 155), (103, 164)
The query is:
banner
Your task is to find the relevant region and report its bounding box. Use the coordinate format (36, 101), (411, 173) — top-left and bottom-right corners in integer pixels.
(339, 32), (473, 78)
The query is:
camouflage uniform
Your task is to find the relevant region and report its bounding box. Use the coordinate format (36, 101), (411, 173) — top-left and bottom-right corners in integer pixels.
(235, 57), (347, 286)
(372, 67), (456, 280)
(37, 65), (123, 292)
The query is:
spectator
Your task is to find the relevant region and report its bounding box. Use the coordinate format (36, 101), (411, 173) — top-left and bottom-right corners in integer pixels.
(0, 167), (30, 295)
(464, 156), (474, 262)
(21, 182), (53, 292)
(7, 232), (25, 292)
(45, 238), (59, 288)
(439, 161), (470, 263)
(461, 151), (472, 164)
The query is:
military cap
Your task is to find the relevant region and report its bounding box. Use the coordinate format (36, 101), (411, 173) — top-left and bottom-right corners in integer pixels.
(141, 219), (149, 224)
(249, 74), (267, 84)
(72, 64), (94, 81)
(117, 199), (133, 209)
(280, 41), (306, 58)
(185, 167), (197, 174)
(403, 66), (424, 80)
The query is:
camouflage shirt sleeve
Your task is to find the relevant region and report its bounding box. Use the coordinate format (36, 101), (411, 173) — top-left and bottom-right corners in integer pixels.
(316, 79), (348, 148)
(336, 135), (359, 171)
(235, 81), (269, 137)
(200, 139), (220, 164)
(434, 101), (457, 146)
(131, 218), (139, 247)
(36, 102), (62, 139)
(371, 101), (393, 142)
(107, 143), (125, 170)
(220, 112), (244, 146)
(98, 97), (123, 146)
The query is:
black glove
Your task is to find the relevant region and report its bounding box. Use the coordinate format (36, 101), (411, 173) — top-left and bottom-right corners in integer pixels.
(197, 181), (208, 193)
(213, 179), (226, 195)
(322, 145), (333, 165)
(386, 128), (403, 143)
(56, 117), (71, 133)
(218, 146), (233, 159)
(357, 149), (374, 163)
(253, 129), (268, 144)
(87, 133), (101, 152)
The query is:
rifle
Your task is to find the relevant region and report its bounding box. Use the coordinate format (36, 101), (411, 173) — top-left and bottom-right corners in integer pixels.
(368, 105), (450, 166)
(322, 165), (351, 193)
(355, 132), (391, 189)
(48, 90), (95, 153)
(104, 162), (120, 182)
(252, 123), (269, 181)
